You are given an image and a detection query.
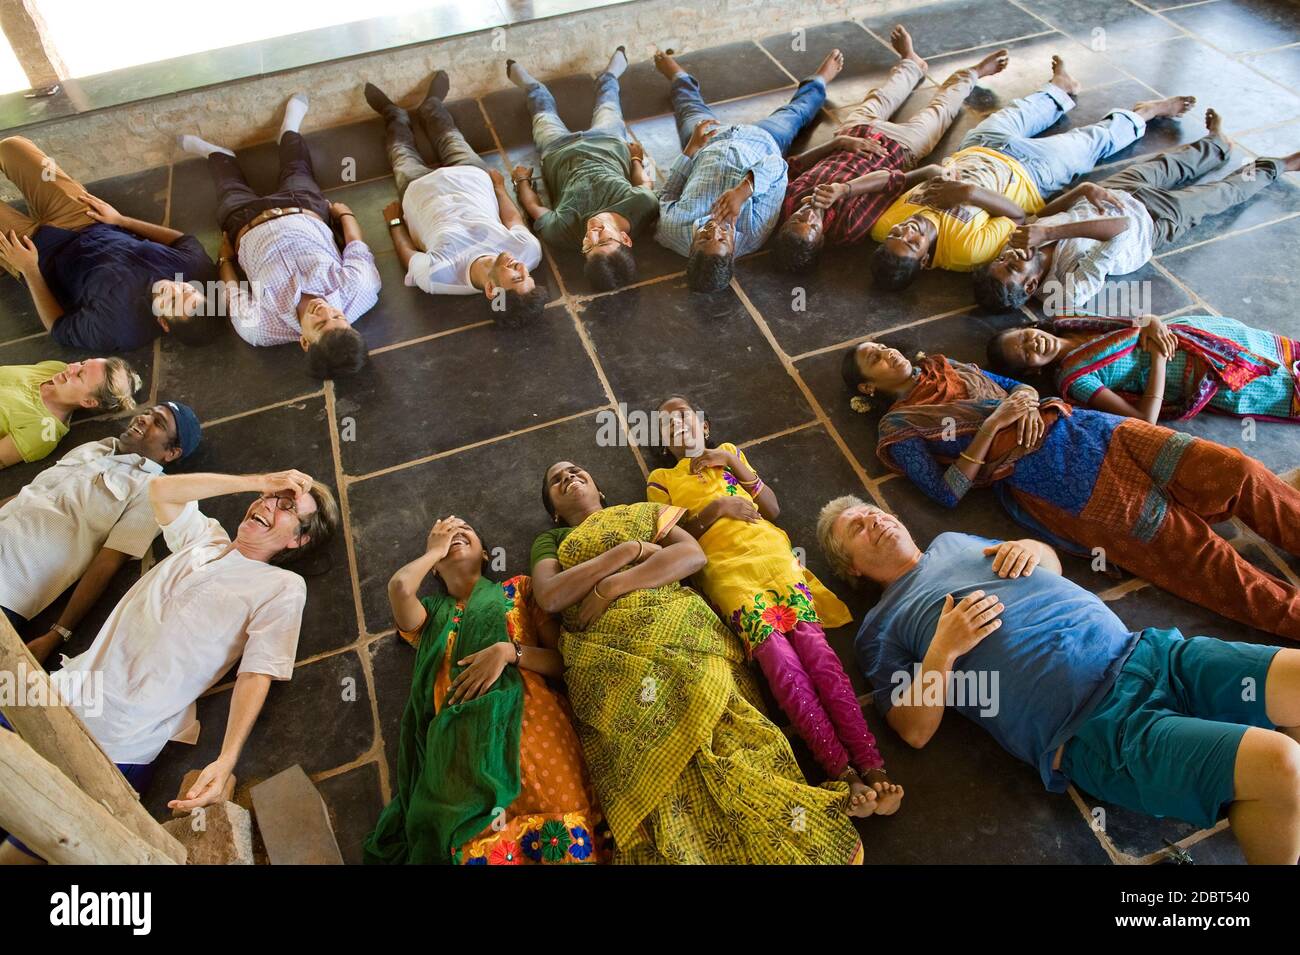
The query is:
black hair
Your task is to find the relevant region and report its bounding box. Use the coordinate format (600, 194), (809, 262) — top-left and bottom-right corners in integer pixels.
(840, 345), (864, 393)
(168, 312), (224, 346)
(306, 326), (369, 380)
(584, 244), (637, 292)
(985, 324), (1056, 394)
(497, 285), (549, 328)
(541, 462), (604, 523)
(686, 249), (733, 293)
(973, 263), (1030, 311)
(869, 244), (922, 291)
(771, 222), (823, 273)
(652, 393), (717, 468)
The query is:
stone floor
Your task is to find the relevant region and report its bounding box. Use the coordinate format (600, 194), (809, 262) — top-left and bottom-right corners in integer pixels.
(3, 0), (1300, 865)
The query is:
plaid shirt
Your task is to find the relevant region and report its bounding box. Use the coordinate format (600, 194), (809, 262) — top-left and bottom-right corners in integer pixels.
(229, 215), (381, 346)
(780, 125), (910, 246)
(655, 125), (788, 257)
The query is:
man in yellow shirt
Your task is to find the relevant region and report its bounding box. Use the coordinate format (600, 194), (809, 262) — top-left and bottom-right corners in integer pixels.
(870, 55), (1195, 290)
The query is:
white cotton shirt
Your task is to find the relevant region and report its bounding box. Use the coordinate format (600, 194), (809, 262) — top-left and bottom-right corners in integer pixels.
(402, 165), (542, 295)
(0, 439), (161, 620)
(50, 500), (306, 765)
(1035, 188), (1156, 312)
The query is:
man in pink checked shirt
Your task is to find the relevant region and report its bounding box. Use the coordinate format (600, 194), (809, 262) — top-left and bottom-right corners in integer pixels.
(179, 93), (382, 379)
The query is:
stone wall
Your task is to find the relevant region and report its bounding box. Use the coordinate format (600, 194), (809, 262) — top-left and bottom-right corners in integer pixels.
(1, 0), (916, 188)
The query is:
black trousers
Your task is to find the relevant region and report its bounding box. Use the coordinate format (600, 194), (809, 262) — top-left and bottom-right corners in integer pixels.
(206, 131), (331, 238)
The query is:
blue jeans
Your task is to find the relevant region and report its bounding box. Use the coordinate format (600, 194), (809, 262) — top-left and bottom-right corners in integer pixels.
(669, 72), (827, 155)
(0, 710), (155, 859)
(961, 84), (1146, 195)
(526, 71), (628, 156)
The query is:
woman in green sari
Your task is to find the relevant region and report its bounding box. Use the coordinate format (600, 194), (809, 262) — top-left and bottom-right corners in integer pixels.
(530, 460), (865, 864)
(364, 515), (607, 865)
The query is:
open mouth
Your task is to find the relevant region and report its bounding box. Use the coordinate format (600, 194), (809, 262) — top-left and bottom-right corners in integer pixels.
(561, 474), (586, 495)
(449, 533), (471, 549)
(250, 511), (272, 529)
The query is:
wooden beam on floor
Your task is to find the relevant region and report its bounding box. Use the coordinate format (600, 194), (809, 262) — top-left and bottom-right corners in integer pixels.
(0, 614), (185, 863)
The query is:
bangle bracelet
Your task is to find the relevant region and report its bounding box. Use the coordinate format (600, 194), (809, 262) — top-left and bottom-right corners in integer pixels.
(593, 580), (613, 601)
(512, 638), (523, 666)
(339, 212), (356, 219)
(958, 451), (984, 466)
(634, 540), (644, 563)
(738, 473), (761, 488)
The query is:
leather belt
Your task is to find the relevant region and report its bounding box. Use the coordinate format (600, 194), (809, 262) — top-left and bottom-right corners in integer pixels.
(233, 206), (325, 250)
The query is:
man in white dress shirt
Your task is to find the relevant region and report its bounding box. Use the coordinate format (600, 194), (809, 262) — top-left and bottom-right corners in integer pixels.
(0, 399), (202, 663)
(0, 468), (339, 863)
(363, 72), (548, 327)
(178, 94), (383, 378)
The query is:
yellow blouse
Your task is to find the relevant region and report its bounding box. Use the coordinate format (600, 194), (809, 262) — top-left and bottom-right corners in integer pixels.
(647, 443), (850, 653)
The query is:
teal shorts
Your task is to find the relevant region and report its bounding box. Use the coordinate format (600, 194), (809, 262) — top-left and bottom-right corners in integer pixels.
(1061, 627), (1281, 830)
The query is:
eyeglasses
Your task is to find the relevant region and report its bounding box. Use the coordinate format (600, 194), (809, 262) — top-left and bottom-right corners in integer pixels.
(259, 492), (300, 514)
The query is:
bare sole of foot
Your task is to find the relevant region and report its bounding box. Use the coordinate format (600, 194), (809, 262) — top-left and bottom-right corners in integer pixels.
(974, 47), (1010, 78)
(653, 48), (681, 80)
(891, 24), (928, 74)
(816, 48), (845, 83)
(1050, 55), (1080, 96)
(1134, 94), (1197, 121)
(1204, 107), (1234, 150)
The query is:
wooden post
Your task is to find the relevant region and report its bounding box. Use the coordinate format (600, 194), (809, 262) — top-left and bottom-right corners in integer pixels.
(0, 0), (66, 89)
(0, 615), (185, 863)
(0, 730), (177, 864)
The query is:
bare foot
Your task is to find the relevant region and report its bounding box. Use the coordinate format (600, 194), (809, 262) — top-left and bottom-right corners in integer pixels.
(1282, 150), (1300, 173)
(653, 48), (682, 80)
(974, 47), (1009, 79)
(1203, 107), (1234, 150)
(1050, 55), (1080, 96)
(847, 777), (880, 818)
(1133, 94), (1196, 121)
(891, 25), (927, 73)
(871, 781), (905, 816)
(816, 48), (846, 83)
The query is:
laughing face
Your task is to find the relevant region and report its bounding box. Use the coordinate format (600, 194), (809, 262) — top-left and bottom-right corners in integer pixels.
(851, 342), (915, 395)
(657, 396), (707, 459)
(544, 461), (602, 523)
(237, 488), (319, 557)
(117, 404), (181, 464)
(996, 326), (1064, 370)
(437, 523), (485, 575)
(832, 503), (918, 579)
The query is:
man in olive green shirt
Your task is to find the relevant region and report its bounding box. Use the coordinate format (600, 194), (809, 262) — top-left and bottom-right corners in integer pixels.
(507, 47), (658, 292)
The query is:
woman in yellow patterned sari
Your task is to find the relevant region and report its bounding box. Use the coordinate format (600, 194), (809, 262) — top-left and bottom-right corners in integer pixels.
(530, 460), (864, 864)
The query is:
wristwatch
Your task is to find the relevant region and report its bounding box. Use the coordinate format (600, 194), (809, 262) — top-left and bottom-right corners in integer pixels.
(387, 216), (402, 228)
(52, 624), (72, 643)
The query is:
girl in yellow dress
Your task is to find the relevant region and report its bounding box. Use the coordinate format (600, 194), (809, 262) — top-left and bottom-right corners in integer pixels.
(647, 395), (904, 816)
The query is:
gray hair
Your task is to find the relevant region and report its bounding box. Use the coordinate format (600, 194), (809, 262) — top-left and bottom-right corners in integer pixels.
(817, 494), (870, 580)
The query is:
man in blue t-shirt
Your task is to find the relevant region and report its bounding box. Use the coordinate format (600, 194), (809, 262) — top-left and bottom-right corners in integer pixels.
(0, 137), (218, 352)
(816, 495), (1300, 864)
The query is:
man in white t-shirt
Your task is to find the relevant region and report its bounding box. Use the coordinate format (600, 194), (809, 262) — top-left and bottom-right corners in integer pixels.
(364, 71), (548, 327)
(0, 468), (339, 864)
(0, 400), (202, 663)
(975, 111), (1300, 314)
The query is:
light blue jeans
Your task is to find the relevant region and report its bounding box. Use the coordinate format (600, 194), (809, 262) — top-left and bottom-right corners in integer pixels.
(961, 84), (1146, 195)
(526, 71), (628, 156)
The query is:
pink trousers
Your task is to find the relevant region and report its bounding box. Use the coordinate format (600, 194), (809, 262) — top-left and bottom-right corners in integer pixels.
(751, 620), (883, 778)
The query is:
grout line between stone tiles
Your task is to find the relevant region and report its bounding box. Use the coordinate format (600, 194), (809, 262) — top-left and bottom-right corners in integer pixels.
(789, 302), (978, 362)
(1154, 209), (1300, 260)
(198, 389), (326, 428)
(736, 419), (820, 449)
(367, 318), (495, 356)
(1132, 818), (1231, 866)
(0, 329), (48, 349)
(324, 376), (392, 799)
(1066, 784), (1131, 864)
(344, 404), (613, 485)
(729, 278), (892, 510)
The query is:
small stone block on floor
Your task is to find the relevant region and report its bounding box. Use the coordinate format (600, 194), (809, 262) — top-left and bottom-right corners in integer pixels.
(171, 770), (237, 818)
(249, 764), (344, 865)
(162, 801), (254, 865)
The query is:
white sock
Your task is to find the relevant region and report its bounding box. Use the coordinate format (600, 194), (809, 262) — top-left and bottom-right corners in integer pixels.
(606, 46), (628, 78)
(280, 93), (309, 140)
(177, 134), (234, 158)
(507, 61), (535, 88)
